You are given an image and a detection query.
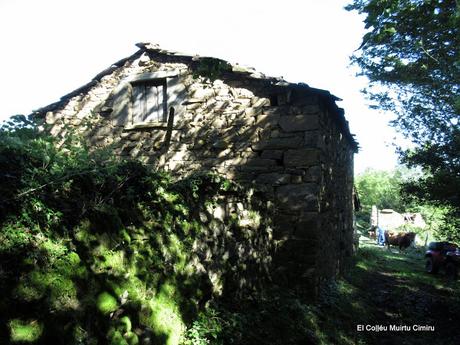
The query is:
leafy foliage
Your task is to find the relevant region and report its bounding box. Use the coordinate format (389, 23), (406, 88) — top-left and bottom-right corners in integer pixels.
(192, 58), (232, 82)
(0, 117), (271, 344)
(347, 0), (460, 231)
(183, 290), (319, 345)
(355, 168), (408, 228)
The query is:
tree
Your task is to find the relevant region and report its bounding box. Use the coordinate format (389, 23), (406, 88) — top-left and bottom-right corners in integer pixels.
(355, 168), (407, 228)
(347, 0), (460, 224)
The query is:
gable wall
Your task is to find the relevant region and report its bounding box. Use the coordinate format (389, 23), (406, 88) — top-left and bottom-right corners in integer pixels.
(43, 52), (355, 292)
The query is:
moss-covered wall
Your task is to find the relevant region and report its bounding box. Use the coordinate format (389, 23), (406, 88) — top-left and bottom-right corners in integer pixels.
(0, 161), (274, 345)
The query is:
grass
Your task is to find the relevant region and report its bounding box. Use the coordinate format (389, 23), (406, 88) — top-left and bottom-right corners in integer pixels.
(314, 239), (460, 345)
(183, 239), (460, 345)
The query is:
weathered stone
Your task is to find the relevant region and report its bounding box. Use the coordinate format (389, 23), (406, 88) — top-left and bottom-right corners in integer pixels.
(234, 98), (251, 107)
(291, 175), (303, 184)
(45, 111), (60, 125)
(260, 150), (283, 160)
(186, 103), (202, 111)
(270, 129), (280, 138)
(212, 138), (231, 150)
(251, 137), (303, 150)
(263, 106), (288, 116)
(93, 126), (112, 137)
(285, 168), (306, 176)
(276, 183), (318, 211)
(256, 173), (291, 186)
(217, 88), (230, 97)
(110, 83), (131, 126)
(256, 114), (280, 127)
(273, 215), (294, 240)
(284, 149), (319, 167)
(303, 166), (322, 182)
(302, 104), (321, 114)
(244, 107), (263, 117)
(304, 131), (320, 147)
(278, 115), (319, 132)
(251, 97), (270, 108)
(237, 165), (283, 173)
(293, 218), (318, 240)
(277, 239), (316, 264)
(245, 158), (277, 167)
(191, 87), (215, 100)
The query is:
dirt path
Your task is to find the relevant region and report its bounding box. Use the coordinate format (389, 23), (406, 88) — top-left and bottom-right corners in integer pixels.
(345, 242), (460, 345)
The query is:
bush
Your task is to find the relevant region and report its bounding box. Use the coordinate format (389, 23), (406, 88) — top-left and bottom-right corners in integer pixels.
(0, 117), (259, 344)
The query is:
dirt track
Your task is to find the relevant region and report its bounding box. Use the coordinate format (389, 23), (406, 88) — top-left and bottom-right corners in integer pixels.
(346, 242), (460, 345)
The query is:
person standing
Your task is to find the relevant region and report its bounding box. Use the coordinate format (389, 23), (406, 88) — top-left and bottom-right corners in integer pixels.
(377, 225), (385, 246)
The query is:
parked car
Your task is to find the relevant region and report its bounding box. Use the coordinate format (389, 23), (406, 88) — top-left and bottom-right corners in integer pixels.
(425, 241), (460, 279)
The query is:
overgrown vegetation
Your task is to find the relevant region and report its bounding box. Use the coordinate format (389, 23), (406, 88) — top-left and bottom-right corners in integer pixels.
(347, 0), (460, 240)
(0, 116), (273, 344)
(3, 116), (458, 345)
(355, 167), (457, 242)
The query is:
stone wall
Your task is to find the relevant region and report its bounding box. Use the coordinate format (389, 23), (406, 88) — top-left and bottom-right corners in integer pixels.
(40, 47), (357, 293)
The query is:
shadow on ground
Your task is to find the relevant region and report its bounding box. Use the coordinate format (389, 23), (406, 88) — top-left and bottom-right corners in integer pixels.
(318, 241), (460, 345)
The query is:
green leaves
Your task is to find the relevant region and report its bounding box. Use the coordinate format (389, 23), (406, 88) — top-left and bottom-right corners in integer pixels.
(348, 0), (460, 229)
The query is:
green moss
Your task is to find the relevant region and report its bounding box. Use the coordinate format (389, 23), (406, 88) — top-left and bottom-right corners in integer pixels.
(108, 329), (128, 345)
(15, 269), (79, 311)
(124, 331), (139, 345)
(74, 220), (97, 244)
(139, 283), (185, 345)
(114, 263), (156, 302)
(48, 274), (79, 310)
(9, 319), (43, 343)
(91, 242), (126, 276)
(120, 229), (131, 244)
(15, 271), (46, 301)
(119, 316), (132, 333)
(107, 318), (139, 345)
(15, 248), (82, 309)
(40, 238), (67, 257)
(97, 291), (118, 315)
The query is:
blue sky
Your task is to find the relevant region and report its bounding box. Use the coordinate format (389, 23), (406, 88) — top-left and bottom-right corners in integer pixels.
(0, 0), (405, 173)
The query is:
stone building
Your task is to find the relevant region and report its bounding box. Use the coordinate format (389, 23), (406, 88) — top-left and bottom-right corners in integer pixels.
(33, 43), (358, 291)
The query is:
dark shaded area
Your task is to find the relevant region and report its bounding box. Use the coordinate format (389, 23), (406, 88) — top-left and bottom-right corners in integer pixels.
(0, 125), (273, 344)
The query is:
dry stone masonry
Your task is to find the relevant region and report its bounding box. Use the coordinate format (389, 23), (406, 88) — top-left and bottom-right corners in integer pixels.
(34, 43), (359, 294)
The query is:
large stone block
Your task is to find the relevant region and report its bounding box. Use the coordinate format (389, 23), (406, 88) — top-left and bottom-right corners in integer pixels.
(245, 158), (277, 166)
(256, 173), (291, 186)
(251, 137), (303, 150)
(263, 106), (289, 116)
(251, 97), (271, 108)
(284, 149), (319, 167)
(256, 114), (280, 127)
(277, 239), (316, 264)
(304, 131), (320, 147)
(293, 217), (318, 240)
(276, 183), (318, 211)
(301, 104), (321, 114)
(190, 87), (215, 100)
(244, 107), (263, 117)
(261, 150), (284, 160)
(303, 166), (322, 182)
(278, 115), (319, 132)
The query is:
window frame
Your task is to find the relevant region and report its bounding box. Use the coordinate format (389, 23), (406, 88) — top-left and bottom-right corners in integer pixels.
(122, 70), (181, 130)
(131, 78), (168, 125)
